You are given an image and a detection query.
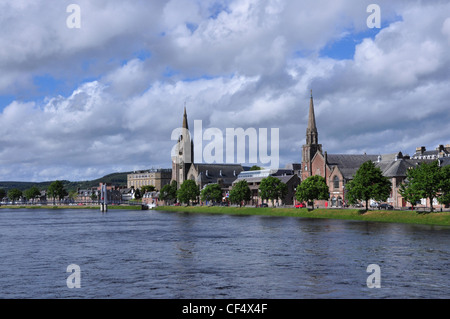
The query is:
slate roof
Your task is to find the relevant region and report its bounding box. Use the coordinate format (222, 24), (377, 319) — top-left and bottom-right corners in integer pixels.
(376, 157), (442, 177)
(285, 163), (302, 170)
(326, 154), (379, 179)
(233, 174), (299, 185)
(376, 159), (416, 177)
(439, 157), (450, 167)
(192, 163), (244, 186)
(412, 150), (442, 158)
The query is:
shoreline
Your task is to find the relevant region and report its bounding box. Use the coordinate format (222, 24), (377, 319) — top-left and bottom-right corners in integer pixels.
(0, 204), (142, 210)
(156, 205), (450, 226)
(1, 204), (449, 226)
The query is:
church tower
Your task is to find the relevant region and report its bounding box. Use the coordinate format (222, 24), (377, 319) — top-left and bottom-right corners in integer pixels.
(171, 105), (194, 188)
(301, 91), (322, 180)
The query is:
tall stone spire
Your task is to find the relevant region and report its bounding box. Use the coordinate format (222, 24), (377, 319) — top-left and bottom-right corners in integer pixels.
(302, 90), (322, 179)
(306, 90), (318, 145)
(182, 103), (189, 130)
(172, 103), (193, 188)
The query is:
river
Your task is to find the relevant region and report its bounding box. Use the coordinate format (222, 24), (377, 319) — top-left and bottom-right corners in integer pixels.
(0, 208), (448, 299)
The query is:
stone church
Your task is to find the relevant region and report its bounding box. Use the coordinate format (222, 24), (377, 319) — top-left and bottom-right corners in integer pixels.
(301, 91), (449, 209)
(171, 107), (244, 190)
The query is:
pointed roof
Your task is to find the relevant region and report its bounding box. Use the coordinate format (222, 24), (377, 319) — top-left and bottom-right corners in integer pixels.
(305, 90), (320, 146)
(307, 90), (317, 133)
(182, 105), (189, 130)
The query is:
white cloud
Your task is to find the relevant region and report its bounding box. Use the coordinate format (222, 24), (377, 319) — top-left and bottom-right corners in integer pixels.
(0, 0), (449, 181)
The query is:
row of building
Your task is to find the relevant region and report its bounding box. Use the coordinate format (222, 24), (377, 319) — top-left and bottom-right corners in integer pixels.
(80, 94), (449, 209)
(165, 95), (449, 209)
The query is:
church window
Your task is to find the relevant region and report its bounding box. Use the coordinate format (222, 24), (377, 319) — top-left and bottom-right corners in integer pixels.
(333, 176), (340, 189)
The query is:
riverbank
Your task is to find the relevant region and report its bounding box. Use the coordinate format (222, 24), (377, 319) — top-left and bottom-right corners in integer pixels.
(0, 204), (142, 210)
(157, 206), (450, 226)
(1, 204), (449, 226)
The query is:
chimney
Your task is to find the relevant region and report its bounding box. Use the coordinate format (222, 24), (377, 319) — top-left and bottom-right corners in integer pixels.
(205, 170), (209, 177)
(219, 170), (223, 177)
(377, 155), (381, 163)
(416, 146), (426, 154)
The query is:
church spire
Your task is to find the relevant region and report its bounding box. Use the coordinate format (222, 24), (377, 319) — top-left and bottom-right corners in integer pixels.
(306, 90), (318, 145)
(182, 102), (189, 130)
(301, 90), (323, 179)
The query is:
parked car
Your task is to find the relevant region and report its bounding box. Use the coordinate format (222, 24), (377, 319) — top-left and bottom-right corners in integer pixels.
(379, 203), (394, 210)
(260, 203), (268, 207)
(370, 202), (379, 208)
(295, 203), (306, 208)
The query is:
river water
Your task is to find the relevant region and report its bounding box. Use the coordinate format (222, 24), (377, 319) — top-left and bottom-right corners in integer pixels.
(0, 208), (448, 299)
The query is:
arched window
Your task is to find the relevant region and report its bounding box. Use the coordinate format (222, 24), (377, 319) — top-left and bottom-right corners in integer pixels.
(333, 175), (340, 189)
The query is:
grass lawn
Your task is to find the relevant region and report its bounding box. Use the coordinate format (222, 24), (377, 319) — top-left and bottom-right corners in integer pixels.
(156, 205), (450, 226)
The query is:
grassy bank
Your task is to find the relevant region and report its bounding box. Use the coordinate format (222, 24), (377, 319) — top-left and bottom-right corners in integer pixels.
(157, 205), (450, 226)
(2, 204), (448, 226)
(0, 204), (142, 210)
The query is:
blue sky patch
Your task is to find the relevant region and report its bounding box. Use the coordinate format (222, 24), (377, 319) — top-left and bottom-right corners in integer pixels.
(320, 28), (381, 60)
(0, 95), (15, 111)
(320, 15), (403, 60)
(208, 2), (231, 19)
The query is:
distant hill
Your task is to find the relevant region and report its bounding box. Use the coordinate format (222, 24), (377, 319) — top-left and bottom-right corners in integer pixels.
(0, 172), (131, 193)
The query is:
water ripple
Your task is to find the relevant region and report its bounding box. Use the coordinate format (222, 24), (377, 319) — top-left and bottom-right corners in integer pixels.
(0, 208), (448, 298)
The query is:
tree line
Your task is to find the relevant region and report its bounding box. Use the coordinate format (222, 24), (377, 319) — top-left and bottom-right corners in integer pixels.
(3, 161), (448, 211)
(0, 180), (69, 204)
(158, 160), (450, 212)
(159, 176), (289, 207)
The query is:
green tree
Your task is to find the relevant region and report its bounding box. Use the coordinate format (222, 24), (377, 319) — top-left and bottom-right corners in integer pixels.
(47, 180), (68, 204)
(0, 188), (7, 201)
(438, 165), (450, 207)
(7, 188), (23, 203)
(400, 161), (447, 212)
(249, 165), (262, 171)
(259, 176), (288, 206)
(345, 161), (391, 211)
(24, 186), (41, 203)
(160, 181), (177, 204)
(295, 175), (329, 210)
(68, 190), (78, 202)
(141, 185), (156, 193)
(177, 180), (200, 205)
(229, 180), (251, 207)
(200, 183), (223, 204)
(399, 181), (422, 210)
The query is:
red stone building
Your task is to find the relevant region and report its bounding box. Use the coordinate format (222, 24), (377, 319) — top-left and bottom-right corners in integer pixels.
(301, 92), (449, 210)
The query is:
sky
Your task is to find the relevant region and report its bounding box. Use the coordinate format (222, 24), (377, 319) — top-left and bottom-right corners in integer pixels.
(0, 0), (449, 182)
